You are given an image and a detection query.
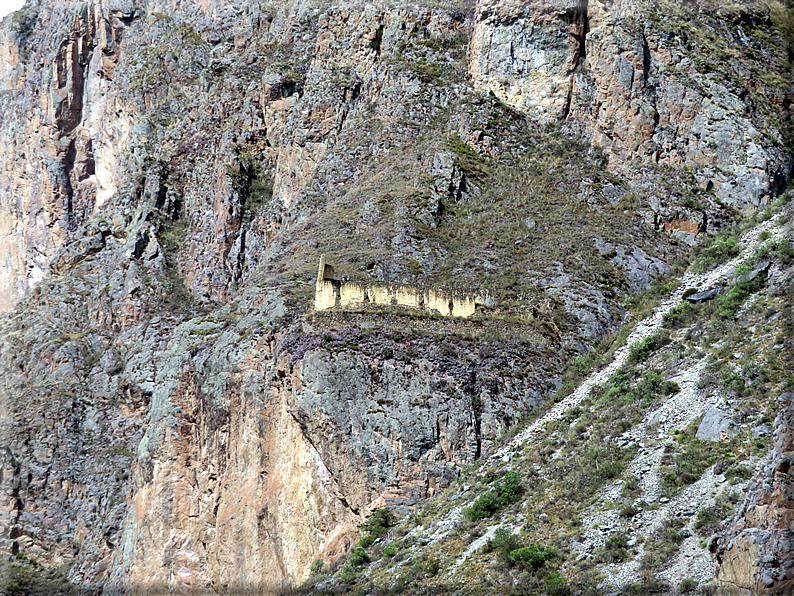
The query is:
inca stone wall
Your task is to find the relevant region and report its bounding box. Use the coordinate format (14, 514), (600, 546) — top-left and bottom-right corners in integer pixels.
(314, 257), (490, 318)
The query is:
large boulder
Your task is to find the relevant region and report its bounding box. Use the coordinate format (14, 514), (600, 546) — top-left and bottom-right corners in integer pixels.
(696, 408), (736, 442)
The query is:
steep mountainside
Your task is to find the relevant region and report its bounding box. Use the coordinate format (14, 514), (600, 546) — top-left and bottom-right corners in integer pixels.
(292, 201), (793, 596)
(0, 0), (791, 594)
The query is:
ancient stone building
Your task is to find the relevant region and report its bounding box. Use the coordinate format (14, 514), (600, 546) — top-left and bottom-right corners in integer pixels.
(314, 257), (490, 318)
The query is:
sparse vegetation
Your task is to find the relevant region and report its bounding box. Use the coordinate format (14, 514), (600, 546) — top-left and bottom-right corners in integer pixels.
(679, 577), (698, 592)
(10, 3), (794, 596)
(643, 517), (687, 570)
(659, 420), (741, 496)
(693, 235), (740, 273)
(309, 559), (325, 575)
(662, 301), (695, 328)
(227, 153), (274, 222)
(694, 494), (735, 536)
(484, 526), (523, 564)
(0, 556), (74, 595)
(465, 471), (524, 520)
(510, 543), (557, 571)
(627, 331), (671, 363)
(594, 532), (631, 564)
(446, 134), (493, 182)
(716, 264), (769, 318)
(357, 507), (396, 548)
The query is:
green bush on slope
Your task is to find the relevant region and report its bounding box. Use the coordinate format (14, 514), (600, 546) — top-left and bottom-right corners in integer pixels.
(465, 471), (524, 521)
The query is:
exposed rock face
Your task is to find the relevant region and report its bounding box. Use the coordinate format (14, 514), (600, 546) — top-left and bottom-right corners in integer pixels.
(0, 264), (557, 593)
(0, 0), (791, 593)
(714, 392), (794, 595)
(0, 0), (132, 311)
(469, 0), (587, 122)
(469, 0), (794, 211)
(696, 408), (737, 442)
(106, 296), (365, 594)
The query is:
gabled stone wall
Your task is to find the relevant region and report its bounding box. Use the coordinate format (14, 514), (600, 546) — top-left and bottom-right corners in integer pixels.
(314, 257), (490, 318)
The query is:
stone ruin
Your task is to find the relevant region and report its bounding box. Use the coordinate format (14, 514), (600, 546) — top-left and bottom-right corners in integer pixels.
(314, 256), (491, 318)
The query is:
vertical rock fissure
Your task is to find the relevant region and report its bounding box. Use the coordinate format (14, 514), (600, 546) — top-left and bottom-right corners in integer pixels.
(465, 368), (482, 460)
(562, 1), (588, 120)
(63, 139), (77, 230)
(370, 23), (385, 57)
(234, 228), (247, 283)
(290, 409), (362, 517)
(641, 28), (652, 85)
(569, 1), (588, 67)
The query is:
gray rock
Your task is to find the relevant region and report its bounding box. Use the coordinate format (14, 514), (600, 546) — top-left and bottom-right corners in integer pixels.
(734, 260), (771, 285)
(752, 424), (772, 438)
(469, 0), (587, 122)
(685, 288), (719, 303)
(696, 408), (736, 442)
(594, 238), (671, 291)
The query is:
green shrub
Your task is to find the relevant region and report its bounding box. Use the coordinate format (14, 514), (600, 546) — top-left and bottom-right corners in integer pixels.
(662, 301), (694, 328)
(336, 563), (356, 583)
(621, 474), (641, 498)
(605, 532), (629, 550)
(465, 492), (499, 521)
(660, 420), (738, 495)
(694, 236), (739, 272)
(409, 58), (442, 81)
(447, 134), (492, 182)
(679, 577), (698, 592)
(722, 370), (746, 394)
(357, 507), (396, 549)
(629, 371), (679, 407)
(423, 557), (440, 577)
(608, 364), (637, 387)
(725, 465), (752, 480)
(309, 559), (325, 575)
(627, 332), (671, 363)
(485, 526), (523, 564)
(465, 471), (524, 520)
(694, 495), (734, 536)
(361, 508), (395, 536)
(557, 442), (633, 499)
(717, 270), (768, 318)
(543, 571), (571, 596)
(643, 518), (686, 569)
(777, 239), (794, 264)
(624, 571), (670, 594)
(0, 557), (74, 596)
(594, 532), (630, 564)
(348, 546), (370, 567)
(509, 543), (557, 571)
(496, 471), (523, 502)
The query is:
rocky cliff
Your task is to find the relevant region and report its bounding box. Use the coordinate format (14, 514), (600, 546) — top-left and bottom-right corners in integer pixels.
(470, 0), (793, 211)
(0, 0), (791, 594)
